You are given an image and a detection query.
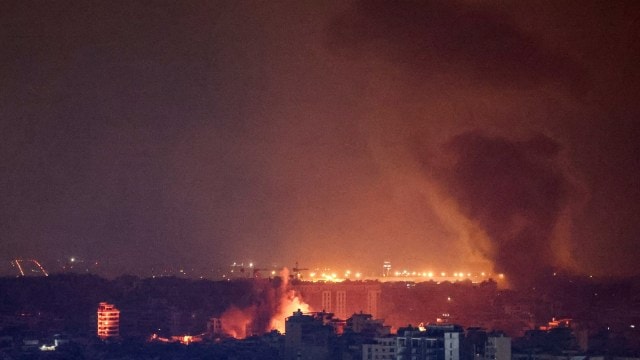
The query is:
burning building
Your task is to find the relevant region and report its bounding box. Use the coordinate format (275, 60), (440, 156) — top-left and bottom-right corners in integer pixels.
(217, 273), (311, 338)
(97, 302), (120, 339)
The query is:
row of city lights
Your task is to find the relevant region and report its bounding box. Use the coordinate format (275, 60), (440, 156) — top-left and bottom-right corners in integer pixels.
(389, 271), (501, 278)
(305, 270), (504, 282)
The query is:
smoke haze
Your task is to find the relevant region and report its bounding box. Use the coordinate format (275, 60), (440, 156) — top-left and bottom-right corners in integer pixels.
(1, 0), (639, 282)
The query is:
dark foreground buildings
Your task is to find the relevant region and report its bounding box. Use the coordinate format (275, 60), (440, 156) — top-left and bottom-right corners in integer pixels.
(1, 274), (639, 359)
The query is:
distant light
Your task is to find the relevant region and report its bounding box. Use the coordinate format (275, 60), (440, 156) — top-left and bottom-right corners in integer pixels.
(40, 345), (56, 351)
(428, 272), (433, 277)
(441, 272), (446, 277)
(249, 262), (253, 268)
(447, 297), (451, 302)
(631, 325), (636, 329)
(355, 272), (361, 278)
(70, 257), (75, 263)
(498, 274), (505, 279)
(271, 270), (276, 275)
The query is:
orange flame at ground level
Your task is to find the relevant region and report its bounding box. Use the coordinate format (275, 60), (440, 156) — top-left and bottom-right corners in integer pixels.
(270, 290), (311, 333)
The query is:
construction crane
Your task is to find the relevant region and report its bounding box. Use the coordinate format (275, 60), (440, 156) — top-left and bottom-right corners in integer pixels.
(11, 259), (49, 277)
(291, 261), (308, 280)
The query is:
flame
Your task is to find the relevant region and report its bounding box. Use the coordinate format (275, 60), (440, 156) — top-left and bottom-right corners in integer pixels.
(269, 289), (311, 333)
(220, 305), (254, 338)
(217, 268), (312, 339)
(269, 268), (312, 333)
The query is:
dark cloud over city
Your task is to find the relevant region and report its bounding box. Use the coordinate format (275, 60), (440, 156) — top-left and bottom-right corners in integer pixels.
(1, 0), (639, 280)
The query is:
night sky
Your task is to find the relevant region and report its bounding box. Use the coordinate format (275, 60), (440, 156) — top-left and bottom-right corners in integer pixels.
(1, 1), (639, 279)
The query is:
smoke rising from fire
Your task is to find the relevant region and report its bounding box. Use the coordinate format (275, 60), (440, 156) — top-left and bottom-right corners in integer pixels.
(420, 131), (579, 287)
(219, 270), (310, 338)
(3, 0), (639, 279)
(326, 0), (601, 283)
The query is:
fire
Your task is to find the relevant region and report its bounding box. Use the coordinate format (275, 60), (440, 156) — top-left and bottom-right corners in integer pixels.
(217, 268), (312, 338)
(269, 289), (311, 333)
(220, 305), (254, 338)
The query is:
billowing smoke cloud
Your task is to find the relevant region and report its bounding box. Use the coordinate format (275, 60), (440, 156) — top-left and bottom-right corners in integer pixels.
(423, 131), (576, 287)
(219, 271), (310, 338)
(328, 0), (585, 93)
(326, 0), (595, 284)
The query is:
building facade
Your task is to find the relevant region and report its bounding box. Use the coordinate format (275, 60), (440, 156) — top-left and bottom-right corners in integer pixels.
(396, 324), (463, 360)
(284, 310), (338, 360)
(363, 336), (396, 360)
(484, 335), (511, 360)
(97, 302), (120, 339)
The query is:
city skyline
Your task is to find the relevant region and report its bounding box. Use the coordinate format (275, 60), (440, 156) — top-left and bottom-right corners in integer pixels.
(2, 1), (640, 282)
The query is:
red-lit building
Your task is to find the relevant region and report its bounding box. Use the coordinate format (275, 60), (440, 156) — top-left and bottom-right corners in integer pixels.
(97, 302), (120, 339)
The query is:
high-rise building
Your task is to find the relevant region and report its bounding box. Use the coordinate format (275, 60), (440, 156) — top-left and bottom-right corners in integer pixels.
(484, 335), (511, 360)
(208, 317), (223, 337)
(396, 324), (463, 360)
(367, 289), (381, 318)
(294, 282), (383, 320)
(336, 290), (347, 319)
(322, 290), (332, 312)
(383, 261), (391, 277)
(97, 302), (120, 339)
(284, 310), (338, 360)
(362, 336), (396, 360)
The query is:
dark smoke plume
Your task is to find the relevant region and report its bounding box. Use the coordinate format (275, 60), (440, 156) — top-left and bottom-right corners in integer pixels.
(219, 273), (310, 337)
(328, 0), (585, 93)
(220, 277), (284, 337)
(426, 131), (573, 287)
